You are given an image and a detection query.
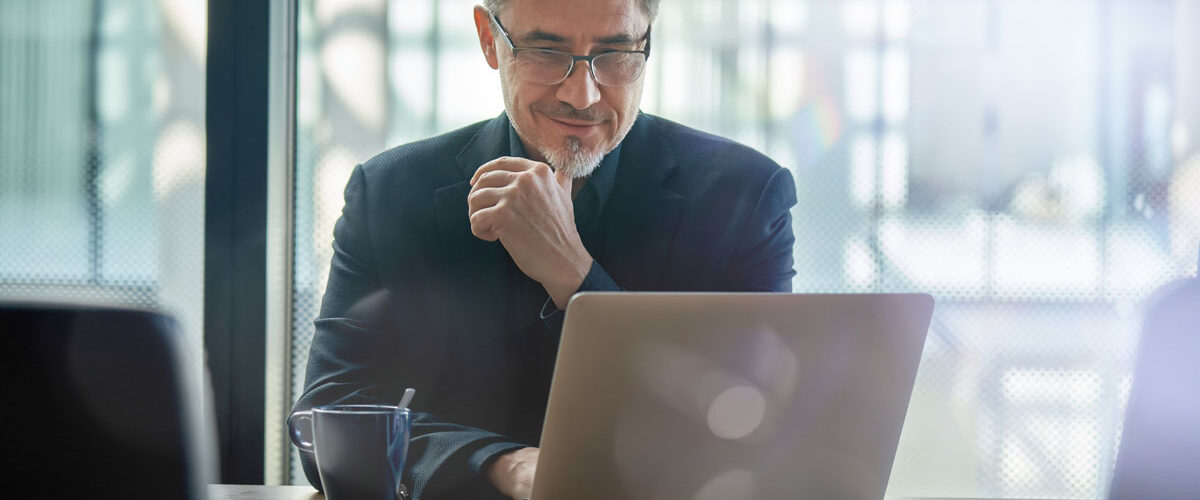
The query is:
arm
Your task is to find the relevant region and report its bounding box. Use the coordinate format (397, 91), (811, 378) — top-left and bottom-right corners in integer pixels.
(468, 157), (595, 309)
(292, 165), (524, 500)
(295, 299), (526, 500)
(468, 156), (625, 334)
(721, 167), (798, 292)
(480, 261), (623, 500)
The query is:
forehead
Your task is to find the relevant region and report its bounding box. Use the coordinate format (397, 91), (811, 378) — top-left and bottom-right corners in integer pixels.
(502, 0), (648, 39)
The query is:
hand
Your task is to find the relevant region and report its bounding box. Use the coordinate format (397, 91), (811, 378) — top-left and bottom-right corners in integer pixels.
(487, 447), (539, 500)
(468, 157), (592, 308)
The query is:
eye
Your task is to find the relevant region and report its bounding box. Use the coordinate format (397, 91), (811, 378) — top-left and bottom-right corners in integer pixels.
(521, 49), (566, 65)
(601, 46), (640, 54)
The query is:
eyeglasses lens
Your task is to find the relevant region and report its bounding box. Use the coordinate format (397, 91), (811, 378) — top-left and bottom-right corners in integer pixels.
(514, 50), (645, 86)
(593, 53), (645, 85)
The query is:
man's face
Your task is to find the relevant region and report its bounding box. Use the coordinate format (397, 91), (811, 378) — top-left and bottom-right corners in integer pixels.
(476, 0), (650, 178)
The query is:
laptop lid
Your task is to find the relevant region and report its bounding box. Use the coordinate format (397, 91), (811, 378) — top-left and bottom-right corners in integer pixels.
(533, 292), (934, 500)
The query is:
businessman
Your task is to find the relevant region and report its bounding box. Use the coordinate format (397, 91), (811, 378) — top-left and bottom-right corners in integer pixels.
(292, 0), (797, 498)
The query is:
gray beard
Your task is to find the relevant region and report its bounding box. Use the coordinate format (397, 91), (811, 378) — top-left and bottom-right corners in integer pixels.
(541, 136), (605, 179)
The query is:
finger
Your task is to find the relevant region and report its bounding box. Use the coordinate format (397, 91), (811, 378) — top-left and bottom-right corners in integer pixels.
(471, 156), (542, 185)
(472, 169), (519, 189)
(469, 206), (500, 241)
(467, 186), (506, 213)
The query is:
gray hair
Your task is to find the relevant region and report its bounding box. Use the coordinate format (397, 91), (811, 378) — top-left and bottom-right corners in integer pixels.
(482, 0), (660, 22)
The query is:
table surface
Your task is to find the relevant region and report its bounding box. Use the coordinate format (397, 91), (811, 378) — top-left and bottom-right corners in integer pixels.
(206, 485), (1071, 500)
(209, 484), (323, 500)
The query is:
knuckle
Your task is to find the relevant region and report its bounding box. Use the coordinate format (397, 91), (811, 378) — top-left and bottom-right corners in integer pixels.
(467, 191), (487, 208)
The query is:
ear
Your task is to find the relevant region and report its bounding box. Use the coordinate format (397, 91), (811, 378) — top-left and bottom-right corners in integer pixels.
(473, 6), (500, 70)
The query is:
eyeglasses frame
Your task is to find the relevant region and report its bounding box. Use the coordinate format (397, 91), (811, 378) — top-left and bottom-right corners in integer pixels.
(488, 11), (652, 87)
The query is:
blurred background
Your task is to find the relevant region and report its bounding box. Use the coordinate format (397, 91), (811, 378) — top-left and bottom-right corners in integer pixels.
(0, 0), (207, 378)
(2, 0), (1198, 498)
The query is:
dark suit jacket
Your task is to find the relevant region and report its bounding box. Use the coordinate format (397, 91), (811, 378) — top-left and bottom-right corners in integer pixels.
(293, 112), (797, 499)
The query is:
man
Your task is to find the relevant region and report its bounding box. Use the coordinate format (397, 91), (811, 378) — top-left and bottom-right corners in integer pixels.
(292, 0), (796, 499)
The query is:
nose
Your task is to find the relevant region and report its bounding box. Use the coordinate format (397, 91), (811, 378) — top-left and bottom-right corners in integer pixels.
(555, 60), (602, 111)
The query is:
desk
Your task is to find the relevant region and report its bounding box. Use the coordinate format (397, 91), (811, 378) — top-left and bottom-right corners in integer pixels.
(209, 484), (323, 500)
(207, 485), (1067, 500)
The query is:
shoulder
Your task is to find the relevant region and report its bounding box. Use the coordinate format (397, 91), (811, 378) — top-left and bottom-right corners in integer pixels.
(637, 113), (790, 192)
(355, 117), (493, 184)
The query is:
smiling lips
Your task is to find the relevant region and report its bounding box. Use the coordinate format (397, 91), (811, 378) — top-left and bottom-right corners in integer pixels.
(545, 114), (602, 134)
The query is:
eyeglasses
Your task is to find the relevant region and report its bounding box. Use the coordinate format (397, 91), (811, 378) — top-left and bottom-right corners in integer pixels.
(489, 12), (651, 87)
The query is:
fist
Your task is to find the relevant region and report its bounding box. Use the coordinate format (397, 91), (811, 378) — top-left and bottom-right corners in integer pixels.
(468, 157), (592, 308)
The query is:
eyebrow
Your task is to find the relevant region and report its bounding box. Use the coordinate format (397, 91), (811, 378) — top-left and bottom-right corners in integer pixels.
(595, 33), (639, 45)
(519, 30), (566, 44)
(516, 29), (644, 47)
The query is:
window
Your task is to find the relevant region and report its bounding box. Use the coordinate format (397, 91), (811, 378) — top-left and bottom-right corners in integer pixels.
(277, 1), (1200, 497)
(0, 0), (207, 384)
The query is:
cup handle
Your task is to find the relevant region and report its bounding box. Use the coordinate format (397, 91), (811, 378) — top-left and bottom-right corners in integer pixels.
(287, 411), (315, 452)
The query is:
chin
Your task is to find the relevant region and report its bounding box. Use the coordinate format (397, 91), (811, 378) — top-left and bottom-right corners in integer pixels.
(541, 138), (605, 179)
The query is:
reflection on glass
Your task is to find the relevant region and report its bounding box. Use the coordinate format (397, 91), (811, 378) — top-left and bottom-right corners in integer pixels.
(287, 0), (1200, 498)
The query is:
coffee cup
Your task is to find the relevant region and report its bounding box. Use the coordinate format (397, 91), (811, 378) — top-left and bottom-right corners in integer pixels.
(288, 404), (411, 500)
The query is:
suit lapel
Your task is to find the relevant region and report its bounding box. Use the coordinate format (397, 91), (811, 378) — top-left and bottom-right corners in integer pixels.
(600, 114), (685, 290)
(434, 113), (511, 258)
(431, 115), (512, 345)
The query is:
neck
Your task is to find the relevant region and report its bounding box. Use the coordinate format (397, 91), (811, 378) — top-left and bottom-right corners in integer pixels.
(572, 177), (587, 198)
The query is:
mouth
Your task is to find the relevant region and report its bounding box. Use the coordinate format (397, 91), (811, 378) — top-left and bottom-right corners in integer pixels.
(542, 113), (603, 135)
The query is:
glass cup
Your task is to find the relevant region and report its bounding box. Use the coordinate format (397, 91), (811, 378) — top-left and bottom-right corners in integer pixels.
(288, 404), (411, 500)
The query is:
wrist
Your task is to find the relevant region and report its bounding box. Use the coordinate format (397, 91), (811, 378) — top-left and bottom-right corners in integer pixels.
(486, 451), (515, 493)
(546, 255), (592, 309)
(486, 447), (538, 500)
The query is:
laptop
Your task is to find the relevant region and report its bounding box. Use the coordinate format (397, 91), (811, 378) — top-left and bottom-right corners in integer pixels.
(532, 292), (935, 500)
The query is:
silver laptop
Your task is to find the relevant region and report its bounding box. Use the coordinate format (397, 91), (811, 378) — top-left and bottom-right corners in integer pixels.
(532, 292), (934, 500)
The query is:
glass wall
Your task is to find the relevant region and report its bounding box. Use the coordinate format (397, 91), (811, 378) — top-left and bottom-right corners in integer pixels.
(283, 0), (1200, 497)
(0, 0), (208, 378)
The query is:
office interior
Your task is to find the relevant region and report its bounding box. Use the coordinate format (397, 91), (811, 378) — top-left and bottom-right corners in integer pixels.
(1, 0), (1198, 498)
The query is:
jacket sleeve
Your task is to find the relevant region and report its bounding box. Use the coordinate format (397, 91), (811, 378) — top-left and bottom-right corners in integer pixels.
(720, 167), (797, 292)
(291, 165), (522, 500)
(537, 259), (622, 333)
